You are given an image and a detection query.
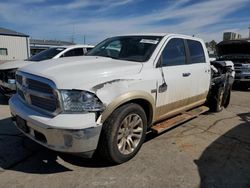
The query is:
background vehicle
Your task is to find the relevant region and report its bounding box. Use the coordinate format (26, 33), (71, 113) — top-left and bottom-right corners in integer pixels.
(217, 39), (250, 90)
(9, 34), (234, 164)
(0, 45), (94, 96)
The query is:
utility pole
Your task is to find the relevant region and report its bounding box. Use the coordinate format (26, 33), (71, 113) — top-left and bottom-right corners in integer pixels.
(248, 25), (250, 39)
(83, 35), (86, 44)
(71, 24), (75, 43)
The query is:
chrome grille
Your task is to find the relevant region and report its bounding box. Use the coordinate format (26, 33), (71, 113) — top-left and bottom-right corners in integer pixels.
(17, 88), (25, 100)
(30, 95), (57, 112)
(27, 78), (53, 94)
(16, 71), (61, 116)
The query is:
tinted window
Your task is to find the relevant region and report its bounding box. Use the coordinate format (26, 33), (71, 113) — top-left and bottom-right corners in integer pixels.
(187, 40), (206, 64)
(28, 47), (66, 61)
(161, 38), (186, 66)
(63, 48), (84, 57)
(104, 40), (122, 58)
(87, 36), (162, 62)
(86, 47), (93, 52)
(0, 48), (8, 56)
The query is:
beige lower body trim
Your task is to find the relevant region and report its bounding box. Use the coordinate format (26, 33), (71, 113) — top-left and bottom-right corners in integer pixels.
(154, 93), (207, 123)
(100, 91), (155, 124)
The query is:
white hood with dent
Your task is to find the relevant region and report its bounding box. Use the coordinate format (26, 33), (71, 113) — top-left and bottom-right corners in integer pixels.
(0, 60), (34, 70)
(20, 56), (143, 90)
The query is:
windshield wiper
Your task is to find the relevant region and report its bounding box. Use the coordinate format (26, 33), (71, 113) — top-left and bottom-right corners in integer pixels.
(86, 54), (118, 59)
(106, 54), (119, 59)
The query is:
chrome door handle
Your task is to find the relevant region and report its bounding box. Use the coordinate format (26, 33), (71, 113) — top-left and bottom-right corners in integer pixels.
(182, 72), (191, 77)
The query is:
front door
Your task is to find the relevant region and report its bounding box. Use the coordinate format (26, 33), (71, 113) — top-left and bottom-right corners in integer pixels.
(155, 38), (192, 120)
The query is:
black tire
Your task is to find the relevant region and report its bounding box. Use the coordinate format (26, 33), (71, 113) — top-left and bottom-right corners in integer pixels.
(0, 87), (12, 98)
(224, 86), (231, 108)
(0, 87), (5, 96)
(239, 83), (249, 91)
(0, 90), (9, 101)
(232, 83), (240, 90)
(209, 86), (224, 112)
(98, 103), (147, 164)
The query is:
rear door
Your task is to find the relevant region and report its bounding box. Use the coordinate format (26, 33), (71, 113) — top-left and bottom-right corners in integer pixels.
(185, 39), (210, 98)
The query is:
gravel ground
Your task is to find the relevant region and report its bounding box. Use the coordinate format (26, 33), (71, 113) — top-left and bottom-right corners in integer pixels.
(0, 89), (249, 188)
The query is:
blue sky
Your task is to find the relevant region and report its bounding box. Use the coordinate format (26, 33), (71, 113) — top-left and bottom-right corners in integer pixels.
(0, 0), (250, 45)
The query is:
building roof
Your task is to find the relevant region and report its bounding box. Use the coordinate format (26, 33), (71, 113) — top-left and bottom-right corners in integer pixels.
(0, 27), (29, 37)
(30, 39), (75, 46)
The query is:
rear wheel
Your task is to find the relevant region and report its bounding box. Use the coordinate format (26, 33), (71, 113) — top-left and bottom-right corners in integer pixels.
(98, 103), (147, 164)
(209, 86), (224, 112)
(223, 86), (232, 108)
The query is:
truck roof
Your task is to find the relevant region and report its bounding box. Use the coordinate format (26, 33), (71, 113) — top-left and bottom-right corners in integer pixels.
(121, 33), (168, 37)
(59, 44), (95, 48)
(113, 33), (203, 41)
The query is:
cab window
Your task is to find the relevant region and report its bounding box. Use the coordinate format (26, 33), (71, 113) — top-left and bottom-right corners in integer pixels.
(161, 38), (186, 66)
(187, 40), (206, 64)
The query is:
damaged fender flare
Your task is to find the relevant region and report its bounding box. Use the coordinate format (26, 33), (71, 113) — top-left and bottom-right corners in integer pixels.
(99, 91), (155, 127)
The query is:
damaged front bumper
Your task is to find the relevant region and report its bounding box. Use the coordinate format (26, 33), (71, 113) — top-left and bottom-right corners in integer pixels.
(9, 94), (102, 157)
(0, 80), (16, 97)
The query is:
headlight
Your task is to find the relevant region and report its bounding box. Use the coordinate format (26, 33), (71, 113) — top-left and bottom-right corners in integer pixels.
(60, 90), (105, 112)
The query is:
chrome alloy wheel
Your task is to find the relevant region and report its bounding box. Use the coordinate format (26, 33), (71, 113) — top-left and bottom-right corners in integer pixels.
(117, 114), (143, 155)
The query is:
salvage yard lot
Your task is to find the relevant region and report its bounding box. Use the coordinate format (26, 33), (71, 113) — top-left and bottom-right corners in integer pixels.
(0, 90), (249, 188)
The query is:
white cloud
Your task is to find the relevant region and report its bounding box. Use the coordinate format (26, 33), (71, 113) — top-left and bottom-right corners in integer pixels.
(51, 0), (135, 10)
(0, 0), (249, 43)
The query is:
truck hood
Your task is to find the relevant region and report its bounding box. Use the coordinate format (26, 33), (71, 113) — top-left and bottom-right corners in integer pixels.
(0, 60), (34, 70)
(217, 40), (250, 57)
(20, 56), (143, 90)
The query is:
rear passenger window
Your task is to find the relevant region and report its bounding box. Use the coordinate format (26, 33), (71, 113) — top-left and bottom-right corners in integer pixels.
(161, 38), (186, 66)
(187, 40), (206, 64)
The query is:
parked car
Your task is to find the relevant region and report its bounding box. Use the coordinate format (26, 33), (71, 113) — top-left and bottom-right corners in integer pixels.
(217, 39), (250, 90)
(0, 45), (94, 96)
(9, 34), (234, 164)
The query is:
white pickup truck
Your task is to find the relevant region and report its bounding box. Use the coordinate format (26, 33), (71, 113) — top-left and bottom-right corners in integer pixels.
(0, 45), (94, 96)
(9, 34), (234, 164)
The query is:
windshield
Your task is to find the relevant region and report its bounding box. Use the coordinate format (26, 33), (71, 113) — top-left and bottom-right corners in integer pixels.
(87, 36), (163, 62)
(28, 47), (66, 61)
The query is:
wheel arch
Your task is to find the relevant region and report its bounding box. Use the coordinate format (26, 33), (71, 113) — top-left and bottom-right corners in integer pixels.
(100, 91), (155, 127)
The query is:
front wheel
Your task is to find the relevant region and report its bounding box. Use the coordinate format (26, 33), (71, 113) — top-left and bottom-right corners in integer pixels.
(98, 103), (147, 164)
